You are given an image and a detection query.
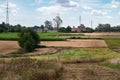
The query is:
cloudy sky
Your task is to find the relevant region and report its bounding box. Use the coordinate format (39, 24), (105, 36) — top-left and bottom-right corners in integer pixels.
(0, 0), (120, 28)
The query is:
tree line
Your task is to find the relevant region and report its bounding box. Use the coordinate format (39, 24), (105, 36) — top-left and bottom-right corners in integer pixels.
(0, 22), (120, 33)
(59, 24), (120, 33)
(95, 24), (120, 32)
(0, 22), (26, 33)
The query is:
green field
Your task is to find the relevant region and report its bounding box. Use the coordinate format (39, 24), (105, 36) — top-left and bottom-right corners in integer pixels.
(1, 48), (119, 61)
(0, 31), (83, 41)
(28, 48), (120, 62)
(105, 39), (120, 48)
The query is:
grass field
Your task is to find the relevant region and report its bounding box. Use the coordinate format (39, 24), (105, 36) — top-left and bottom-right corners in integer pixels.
(0, 31), (83, 41)
(105, 39), (120, 48)
(28, 48), (120, 62)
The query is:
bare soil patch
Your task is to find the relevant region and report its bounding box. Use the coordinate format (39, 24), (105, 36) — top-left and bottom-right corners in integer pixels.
(0, 41), (20, 55)
(41, 39), (108, 48)
(83, 32), (120, 36)
(0, 40), (107, 55)
(26, 47), (72, 55)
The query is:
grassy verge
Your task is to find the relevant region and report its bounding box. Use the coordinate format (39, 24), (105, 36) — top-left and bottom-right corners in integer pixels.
(104, 38), (120, 48)
(0, 58), (63, 80)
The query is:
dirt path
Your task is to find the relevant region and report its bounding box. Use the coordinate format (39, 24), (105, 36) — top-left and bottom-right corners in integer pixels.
(61, 63), (120, 80)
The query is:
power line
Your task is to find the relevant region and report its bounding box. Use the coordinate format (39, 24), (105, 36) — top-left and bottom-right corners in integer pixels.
(6, 0), (9, 26)
(79, 16), (81, 26)
(91, 20), (93, 28)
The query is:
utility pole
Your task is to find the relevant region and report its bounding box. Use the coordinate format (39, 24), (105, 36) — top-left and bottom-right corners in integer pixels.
(79, 16), (81, 26)
(6, 0), (9, 28)
(91, 20), (93, 29)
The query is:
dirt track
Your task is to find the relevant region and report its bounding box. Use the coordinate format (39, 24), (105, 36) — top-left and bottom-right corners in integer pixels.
(0, 40), (107, 54)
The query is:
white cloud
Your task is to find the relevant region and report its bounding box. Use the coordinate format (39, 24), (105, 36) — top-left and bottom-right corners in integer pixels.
(37, 5), (69, 14)
(9, 3), (16, 8)
(83, 5), (93, 10)
(69, 0), (79, 7)
(106, 16), (112, 19)
(111, 5), (117, 8)
(56, 0), (79, 8)
(111, 0), (120, 8)
(91, 10), (107, 16)
(0, 3), (16, 8)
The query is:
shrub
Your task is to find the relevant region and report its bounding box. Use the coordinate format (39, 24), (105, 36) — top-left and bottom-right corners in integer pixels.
(18, 29), (40, 52)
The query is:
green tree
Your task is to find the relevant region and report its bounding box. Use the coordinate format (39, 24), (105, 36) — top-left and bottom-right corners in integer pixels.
(18, 29), (40, 52)
(84, 27), (94, 33)
(95, 24), (111, 32)
(66, 26), (71, 33)
(0, 22), (7, 32)
(53, 16), (62, 31)
(58, 27), (66, 32)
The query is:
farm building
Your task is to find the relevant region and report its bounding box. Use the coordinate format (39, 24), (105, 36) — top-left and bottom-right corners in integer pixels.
(72, 24), (86, 32)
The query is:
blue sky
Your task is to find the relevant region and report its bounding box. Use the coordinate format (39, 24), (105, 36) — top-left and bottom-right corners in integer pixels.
(0, 0), (120, 28)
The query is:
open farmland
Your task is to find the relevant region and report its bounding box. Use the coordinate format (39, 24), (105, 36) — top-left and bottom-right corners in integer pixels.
(0, 40), (107, 55)
(0, 32), (120, 80)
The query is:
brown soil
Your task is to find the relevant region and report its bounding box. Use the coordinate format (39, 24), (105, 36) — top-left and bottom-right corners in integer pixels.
(26, 47), (72, 55)
(41, 39), (108, 48)
(0, 41), (20, 55)
(83, 32), (120, 36)
(0, 40), (107, 55)
(61, 63), (120, 80)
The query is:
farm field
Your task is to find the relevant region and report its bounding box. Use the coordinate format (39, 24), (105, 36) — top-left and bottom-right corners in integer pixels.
(0, 32), (120, 80)
(0, 39), (107, 55)
(62, 32), (120, 39)
(0, 31), (83, 41)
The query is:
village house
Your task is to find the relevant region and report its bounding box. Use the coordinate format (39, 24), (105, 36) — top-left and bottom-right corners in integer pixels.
(72, 24), (86, 32)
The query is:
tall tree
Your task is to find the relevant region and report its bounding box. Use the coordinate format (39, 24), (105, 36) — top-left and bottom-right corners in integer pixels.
(95, 24), (111, 32)
(53, 16), (62, 31)
(44, 20), (53, 30)
(66, 26), (72, 33)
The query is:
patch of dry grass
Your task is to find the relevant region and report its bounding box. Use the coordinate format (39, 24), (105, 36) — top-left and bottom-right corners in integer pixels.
(0, 58), (63, 80)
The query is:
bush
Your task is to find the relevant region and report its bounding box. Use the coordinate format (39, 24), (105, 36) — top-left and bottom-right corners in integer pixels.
(18, 29), (40, 52)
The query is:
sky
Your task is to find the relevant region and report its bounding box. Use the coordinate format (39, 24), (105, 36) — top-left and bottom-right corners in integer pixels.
(0, 0), (120, 28)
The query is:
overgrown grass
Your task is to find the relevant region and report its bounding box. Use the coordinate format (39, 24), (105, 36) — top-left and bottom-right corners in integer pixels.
(105, 38), (120, 48)
(99, 61), (120, 70)
(0, 58), (63, 80)
(29, 48), (120, 63)
(1, 48), (120, 63)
